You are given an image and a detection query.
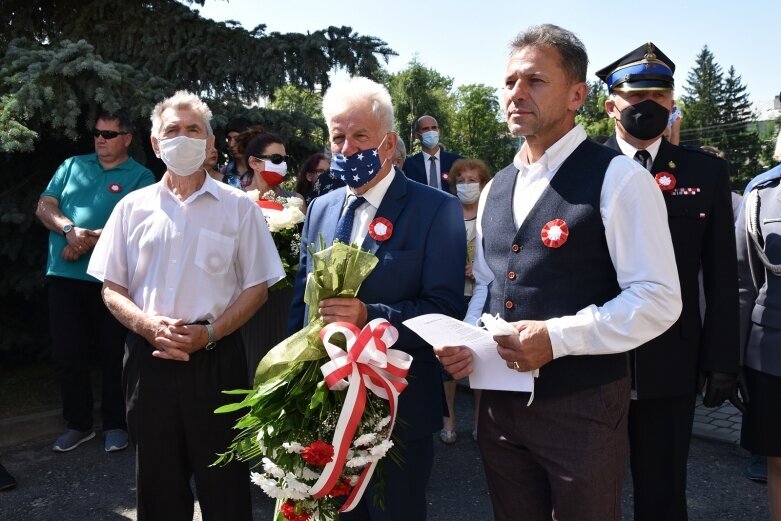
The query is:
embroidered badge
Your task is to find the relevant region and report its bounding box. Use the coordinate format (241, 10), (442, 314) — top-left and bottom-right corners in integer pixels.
(540, 219), (569, 248)
(108, 183), (122, 193)
(655, 172), (676, 191)
(670, 187), (701, 196)
(369, 217), (393, 242)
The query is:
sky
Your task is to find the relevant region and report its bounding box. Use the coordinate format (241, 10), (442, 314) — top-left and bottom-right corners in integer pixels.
(196, 0), (781, 106)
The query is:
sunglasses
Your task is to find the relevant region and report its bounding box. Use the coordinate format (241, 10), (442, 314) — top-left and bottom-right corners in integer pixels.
(254, 154), (290, 165)
(93, 129), (129, 140)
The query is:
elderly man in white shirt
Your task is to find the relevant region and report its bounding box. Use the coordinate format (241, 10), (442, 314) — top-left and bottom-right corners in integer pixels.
(88, 91), (284, 521)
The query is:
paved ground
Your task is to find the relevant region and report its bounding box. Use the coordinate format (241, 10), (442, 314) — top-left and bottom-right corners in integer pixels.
(0, 388), (767, 520)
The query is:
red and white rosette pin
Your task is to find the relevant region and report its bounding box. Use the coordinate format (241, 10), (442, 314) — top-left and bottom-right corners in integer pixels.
(540, 219), (569, 249)
(654, 172), (676, 192)
(311, 319), (411, 512)
(108, 183), (122, 193)
(368, 217), (393, 242)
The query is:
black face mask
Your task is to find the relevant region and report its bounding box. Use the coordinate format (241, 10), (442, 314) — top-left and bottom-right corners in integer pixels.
(618, 99), (670, 141)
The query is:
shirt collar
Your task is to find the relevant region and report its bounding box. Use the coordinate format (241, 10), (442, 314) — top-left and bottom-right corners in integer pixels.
(615, 135), (663, 165)
(423, 149), (441, 161)
(88, 153), (134, 172)
(512, 125), (587, 171)
(347, 168), (396, 209)
(160, 170), (221, 202)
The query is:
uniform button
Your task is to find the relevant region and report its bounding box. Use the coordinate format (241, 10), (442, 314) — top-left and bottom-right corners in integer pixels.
(505, 300), (514, 309)
(512, 244), (521, 253)
(508, 272), (516, 280)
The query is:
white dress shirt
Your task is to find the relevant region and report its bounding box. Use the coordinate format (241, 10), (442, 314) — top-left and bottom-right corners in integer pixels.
(422, 149), (441, 190)
(614, 135), (663, 169)
(87, 173), (285, 324)
(343, 168), (397, 246)
(467, 125), (681, 358)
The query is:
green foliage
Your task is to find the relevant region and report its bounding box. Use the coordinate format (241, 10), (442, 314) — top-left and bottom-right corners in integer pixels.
(576, 80), (614, 140)
(681, 46), (724, 134)
(448, 84), (515, 173)
(383, 58), (455, 151)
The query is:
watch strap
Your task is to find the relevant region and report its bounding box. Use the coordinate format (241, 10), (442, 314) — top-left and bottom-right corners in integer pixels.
(205, 323), (217, 350)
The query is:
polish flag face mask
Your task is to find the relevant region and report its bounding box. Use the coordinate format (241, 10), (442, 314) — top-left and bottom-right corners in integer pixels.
(260, 160), (287, 187)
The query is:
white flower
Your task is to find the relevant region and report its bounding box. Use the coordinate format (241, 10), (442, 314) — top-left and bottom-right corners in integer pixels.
(283, 441), (303, 453)
(266, 206), (306, 233)
(301, 467), (321, 481)
(283, 473), (310, 500)
(346, 456), (371, 468)
(262, 190), (277, 201)
(262, 457), (285, 479)
(251, 472), (284, 499)
(376, 416), (391, 430)
(285, 196), (305, 208)
(369, 439), (393, 458)
(353, 433), (377, 447)
(349, 474), (360, 486)
(246, 189), (260, 202)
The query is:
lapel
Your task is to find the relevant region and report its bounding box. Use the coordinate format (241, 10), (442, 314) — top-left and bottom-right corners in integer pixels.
(651, 139), (676, 175)
(317, 188), (347, 246)
(361, 169), (407, 255)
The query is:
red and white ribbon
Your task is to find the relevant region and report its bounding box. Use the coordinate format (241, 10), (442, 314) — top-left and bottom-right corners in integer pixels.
(308, 318), (411, 512)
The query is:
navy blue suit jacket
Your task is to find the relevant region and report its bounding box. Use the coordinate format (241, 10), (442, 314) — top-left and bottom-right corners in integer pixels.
(288, 170), (466, 441)
(403, 150), (463, 192)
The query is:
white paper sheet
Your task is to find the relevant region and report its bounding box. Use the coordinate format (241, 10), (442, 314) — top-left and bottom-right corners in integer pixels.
(402, 313), (533, 392)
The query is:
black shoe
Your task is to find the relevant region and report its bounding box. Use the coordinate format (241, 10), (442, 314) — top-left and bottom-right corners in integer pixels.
(0, 463), (17, 491)
(745, 454), (768, 483)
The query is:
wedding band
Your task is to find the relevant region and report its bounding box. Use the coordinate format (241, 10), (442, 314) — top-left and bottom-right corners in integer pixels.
(513, 361), (521, 370)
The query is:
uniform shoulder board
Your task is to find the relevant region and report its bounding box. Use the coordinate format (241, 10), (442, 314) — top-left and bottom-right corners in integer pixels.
(745, 165), (781, 193)
(679, 144), (727, 160)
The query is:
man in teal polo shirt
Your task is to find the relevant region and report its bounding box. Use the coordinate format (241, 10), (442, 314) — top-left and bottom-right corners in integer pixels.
(36, 111), (155, 453)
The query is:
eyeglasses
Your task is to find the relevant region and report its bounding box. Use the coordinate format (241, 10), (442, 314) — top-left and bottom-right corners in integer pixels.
(93, 129), (129, 140)
(254, 154), (290, 165)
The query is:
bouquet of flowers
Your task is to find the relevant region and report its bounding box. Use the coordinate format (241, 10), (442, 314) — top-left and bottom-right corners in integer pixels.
(216, 239), (412, 521)
(248, 189), (306, 290)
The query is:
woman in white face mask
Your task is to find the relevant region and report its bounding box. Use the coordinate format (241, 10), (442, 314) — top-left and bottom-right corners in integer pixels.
(439, 158), (491, 446)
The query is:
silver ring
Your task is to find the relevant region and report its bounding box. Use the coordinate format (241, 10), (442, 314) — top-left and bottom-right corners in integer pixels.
(513, 361), (521, 370)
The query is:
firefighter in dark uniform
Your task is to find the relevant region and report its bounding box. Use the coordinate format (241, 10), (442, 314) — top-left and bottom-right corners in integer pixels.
(596, 43), (742, 521)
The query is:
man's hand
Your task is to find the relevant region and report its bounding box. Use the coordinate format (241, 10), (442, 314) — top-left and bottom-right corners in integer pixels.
(465, 264), (474, 280)
(319, 297), (367, 328)
(142, 316), (195, 362)
(61, 244), (81, 261)
(434, 345), (474, 380)
(495, 320), (553, 372)
(701, 371), (741, 410)
(65, 227), (99, 256)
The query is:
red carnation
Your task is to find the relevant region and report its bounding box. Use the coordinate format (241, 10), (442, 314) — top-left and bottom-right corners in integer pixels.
(300, 440), (334, 467)
(328, 477), (353, 497)
(280, 500), (311, 521)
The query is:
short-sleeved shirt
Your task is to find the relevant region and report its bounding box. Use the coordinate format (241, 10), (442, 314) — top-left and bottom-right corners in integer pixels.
(87, 174), (285, 324)
(41, 153), (155, 282)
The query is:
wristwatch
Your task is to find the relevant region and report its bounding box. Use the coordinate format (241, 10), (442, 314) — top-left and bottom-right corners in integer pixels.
(62, 224), (74, 235)
(204, 323), (217, 351)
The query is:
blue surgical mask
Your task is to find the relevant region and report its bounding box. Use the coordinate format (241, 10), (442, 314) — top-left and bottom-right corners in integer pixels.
(330, 135), (389, 189)
(420, 130), (439, 149)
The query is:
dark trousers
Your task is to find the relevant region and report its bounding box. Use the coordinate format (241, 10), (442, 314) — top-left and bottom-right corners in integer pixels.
(123, 331), (252, 521)
(48, 276), (127, 431)
(340, 435), (434, 521)
(628, 393), (697, 521)
(478, 377), (630, 521)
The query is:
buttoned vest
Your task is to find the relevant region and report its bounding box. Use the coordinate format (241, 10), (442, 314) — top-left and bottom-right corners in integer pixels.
(482, 140), (628, 398)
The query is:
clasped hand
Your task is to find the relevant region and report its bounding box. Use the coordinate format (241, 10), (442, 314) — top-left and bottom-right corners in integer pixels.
(146, 316), (209, 362)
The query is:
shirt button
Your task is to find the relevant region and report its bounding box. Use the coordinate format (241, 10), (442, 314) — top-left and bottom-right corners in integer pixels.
(512, 244), (521, 253)
(505, 300), (514, 309)
(508, 272), (516, 280)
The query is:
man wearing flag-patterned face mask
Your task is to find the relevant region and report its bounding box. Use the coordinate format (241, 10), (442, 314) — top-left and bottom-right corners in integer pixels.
(598, 42), (741, 521)
(288, 76), (466, 521)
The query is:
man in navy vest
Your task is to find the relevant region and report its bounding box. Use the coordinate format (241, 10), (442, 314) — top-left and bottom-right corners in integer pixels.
(597, 43), (741, 521)
(436, 25), (681, 521)
(403, 115), (462, 192)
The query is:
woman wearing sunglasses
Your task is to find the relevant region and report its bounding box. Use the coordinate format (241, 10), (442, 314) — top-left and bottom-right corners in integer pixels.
(295, 152), (345, 207)
(235, 127), (301, 382)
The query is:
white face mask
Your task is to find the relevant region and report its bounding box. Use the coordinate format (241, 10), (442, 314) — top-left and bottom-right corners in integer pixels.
(456, 182), (481, 204)
(157, 136), (207, 176)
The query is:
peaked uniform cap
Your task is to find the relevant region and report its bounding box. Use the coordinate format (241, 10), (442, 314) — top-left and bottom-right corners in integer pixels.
(596, 42), (675, 92)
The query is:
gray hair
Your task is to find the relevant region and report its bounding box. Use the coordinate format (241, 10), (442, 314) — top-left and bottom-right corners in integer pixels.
(509, 24), (588, 83)
(150, 90), (213, 137)
(322, 77), (394, 133)
(393, 136), (407, 161)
